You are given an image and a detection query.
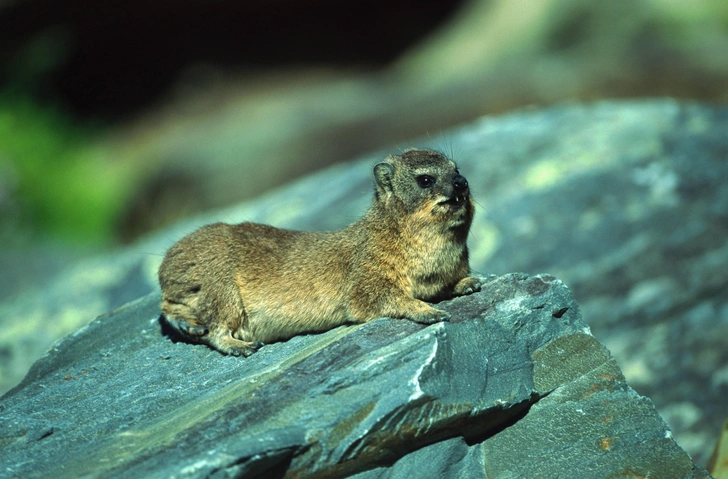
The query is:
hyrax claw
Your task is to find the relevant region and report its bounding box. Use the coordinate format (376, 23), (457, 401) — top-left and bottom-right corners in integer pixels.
(454, 276), (482, 296)
(410, 308), (451, 325)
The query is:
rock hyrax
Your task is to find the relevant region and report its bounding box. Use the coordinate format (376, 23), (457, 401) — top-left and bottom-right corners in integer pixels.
(158, 148), (480, 356)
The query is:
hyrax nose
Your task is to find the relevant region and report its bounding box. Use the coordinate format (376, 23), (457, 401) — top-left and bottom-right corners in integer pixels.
(453, 175), (468, 191)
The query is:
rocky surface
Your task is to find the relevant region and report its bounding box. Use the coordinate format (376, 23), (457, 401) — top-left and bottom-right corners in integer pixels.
(0, 273), (710, 478)
(1, 100), (727, 467)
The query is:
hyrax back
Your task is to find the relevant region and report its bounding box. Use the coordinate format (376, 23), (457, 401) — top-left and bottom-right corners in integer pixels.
(158, 148), (480, 356)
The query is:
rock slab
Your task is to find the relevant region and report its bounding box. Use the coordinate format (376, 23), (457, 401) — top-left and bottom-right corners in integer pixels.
(0, 274), (709, 478)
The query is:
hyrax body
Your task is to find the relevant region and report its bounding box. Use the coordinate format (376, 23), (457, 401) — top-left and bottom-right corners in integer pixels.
(158, 148), (480, 356)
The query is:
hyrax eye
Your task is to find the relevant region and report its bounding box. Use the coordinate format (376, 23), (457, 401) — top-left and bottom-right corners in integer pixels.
(416, 175), (435, 188)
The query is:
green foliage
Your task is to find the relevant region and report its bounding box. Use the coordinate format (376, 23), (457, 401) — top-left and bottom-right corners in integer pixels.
(0, 91), (130, 245)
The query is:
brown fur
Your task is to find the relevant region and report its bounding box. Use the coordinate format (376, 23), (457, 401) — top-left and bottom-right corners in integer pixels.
(158, 148), (480, 356)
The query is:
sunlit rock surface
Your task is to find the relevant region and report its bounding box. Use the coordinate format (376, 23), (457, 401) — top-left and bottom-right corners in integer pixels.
(0, 273), (710, 478)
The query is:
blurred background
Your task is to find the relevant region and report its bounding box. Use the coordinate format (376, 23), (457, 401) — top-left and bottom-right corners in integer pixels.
(2, 0), (728, 300)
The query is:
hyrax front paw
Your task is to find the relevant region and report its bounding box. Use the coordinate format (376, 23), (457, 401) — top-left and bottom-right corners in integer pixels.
(453, 276), (482, 296)
(408, 306), (451, 325)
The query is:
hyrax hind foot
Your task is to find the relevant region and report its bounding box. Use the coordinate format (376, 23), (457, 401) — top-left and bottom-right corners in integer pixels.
(165, 316), (209, 338)
(453, 276), (482, 296)
(209, 329), (264, 357)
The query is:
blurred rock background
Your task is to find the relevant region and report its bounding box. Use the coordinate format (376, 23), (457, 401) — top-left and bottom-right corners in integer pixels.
(1, 0), (728, 471)
(2, 0), (728, 296)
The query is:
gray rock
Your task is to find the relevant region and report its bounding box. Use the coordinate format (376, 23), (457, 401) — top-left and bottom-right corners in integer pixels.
(1, 99), (727, 465)
(0, 273), (709, 478)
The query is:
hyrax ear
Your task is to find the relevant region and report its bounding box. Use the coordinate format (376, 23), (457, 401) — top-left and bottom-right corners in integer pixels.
(374, 162), (394, 195)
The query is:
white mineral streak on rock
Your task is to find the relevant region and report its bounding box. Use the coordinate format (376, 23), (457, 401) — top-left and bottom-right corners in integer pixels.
(497, 295), (529, 314)
(408, 324), (443, 402)
(362, 348), (401, 370)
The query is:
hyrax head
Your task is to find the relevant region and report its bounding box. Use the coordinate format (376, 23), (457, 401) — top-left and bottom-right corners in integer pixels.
(373, 148), (474, 227)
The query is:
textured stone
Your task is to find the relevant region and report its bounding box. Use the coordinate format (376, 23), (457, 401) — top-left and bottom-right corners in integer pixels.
(0, 274), (709, 478)
(483, 333), (706, 478)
